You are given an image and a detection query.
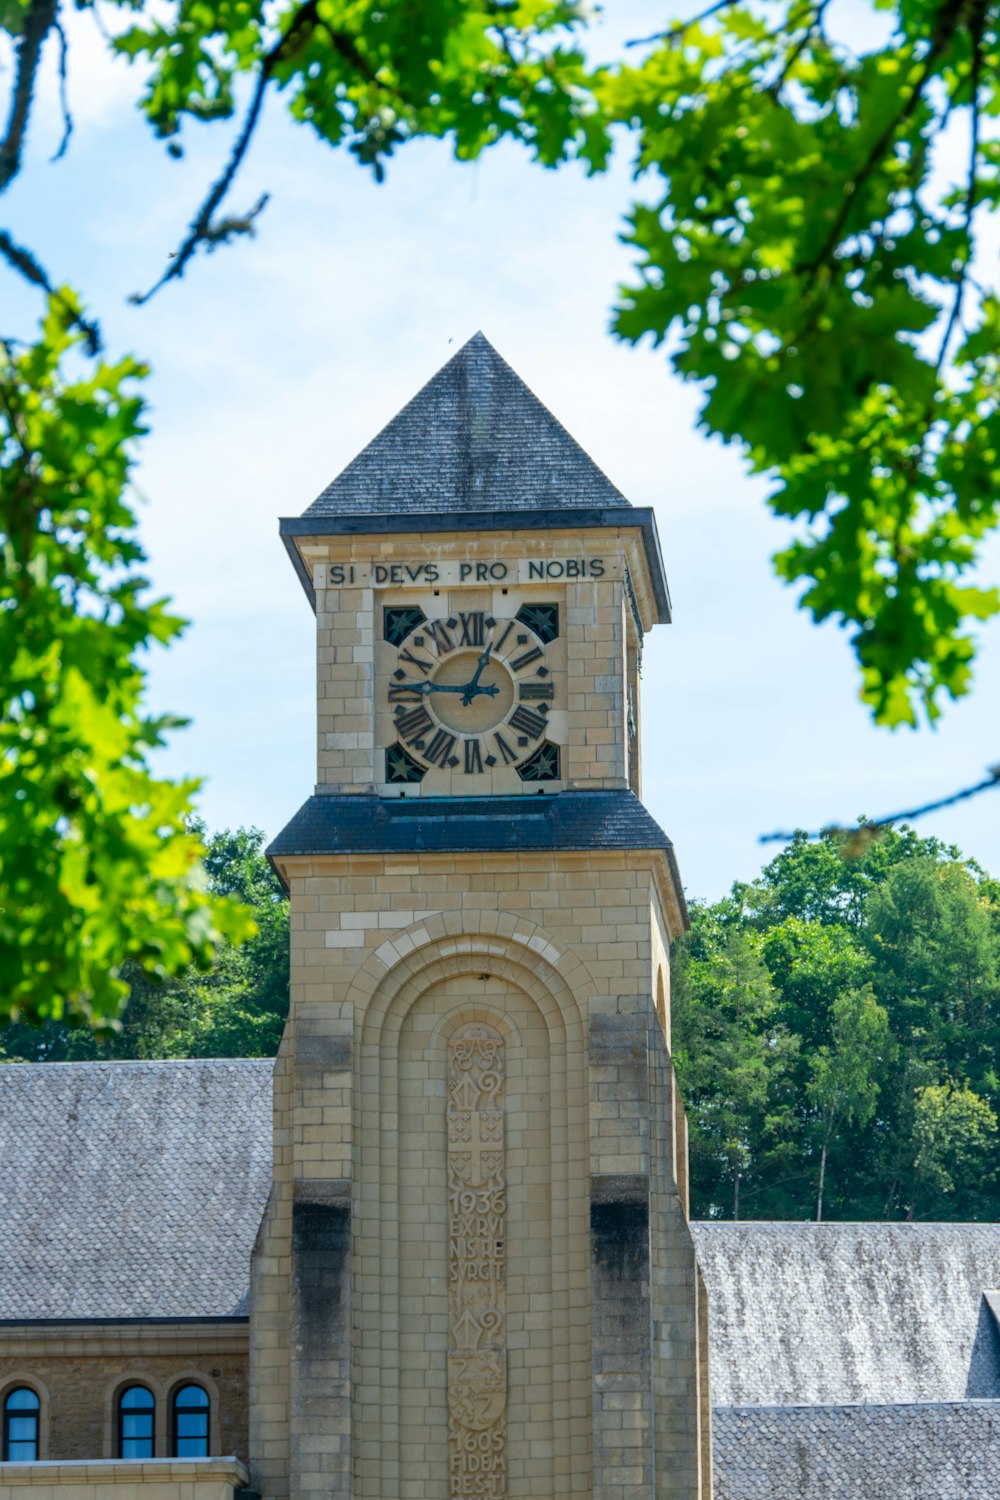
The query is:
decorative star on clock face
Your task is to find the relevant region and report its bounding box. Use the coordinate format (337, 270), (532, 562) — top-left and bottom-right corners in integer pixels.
(381, 604), (561, 784)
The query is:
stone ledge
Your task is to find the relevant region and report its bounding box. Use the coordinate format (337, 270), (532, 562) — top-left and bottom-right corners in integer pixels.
(0, 1456), (249, 1488)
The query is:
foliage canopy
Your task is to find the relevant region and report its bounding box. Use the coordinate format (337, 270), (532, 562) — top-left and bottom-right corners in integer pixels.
(2, 0), (999, 1026)
(672, 825), (1000, 1220)
(0, 825), (288, 1060)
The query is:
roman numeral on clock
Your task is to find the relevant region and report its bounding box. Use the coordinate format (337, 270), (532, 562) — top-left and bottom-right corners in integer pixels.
(509, 705), (547, 740)
(510, 645), (544, 672)
(424, 620), (456, 657)
(519, 682), (554, 701)
(424, 728), (458, 767)
(464, 738), (484, 774)
(458, 611), (485, 647)
(388, 683), (426, 703)
(492, 621), (515, 653)
(398, 649), (432, 676)
(396, 705), (434, 744)
(493, 732), (518, 764)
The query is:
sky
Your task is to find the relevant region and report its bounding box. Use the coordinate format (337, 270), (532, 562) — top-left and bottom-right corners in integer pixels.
(3, 3), (998, 904)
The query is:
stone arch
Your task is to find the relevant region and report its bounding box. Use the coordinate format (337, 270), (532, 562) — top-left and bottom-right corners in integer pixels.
(349, 908), (596, 1044)
(1, 1373), (50, 1462)
(352, 926), (593, 1500)
(103, 1373), (160, 1460)
(165, 1368), (223, 1458)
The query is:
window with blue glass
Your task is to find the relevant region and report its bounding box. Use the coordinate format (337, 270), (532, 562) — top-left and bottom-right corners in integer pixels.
(118, 1385), (155, 1459)
(3, 1388), (40, 1461)
(172, 1384), (209, 1458)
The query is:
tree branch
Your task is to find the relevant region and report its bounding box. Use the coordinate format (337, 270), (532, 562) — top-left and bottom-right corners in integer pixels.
(800, 26), (956, 291)
(0, 0), (58, 194)
(49, 17), (72, 163)
(934, 2), (983, 377)
(0, 227), (101, 352)
(129, 0), (325, 306)
(759, 765), (1000, 844)
(766, 0), (831, 98)
(626, 0), (737, 50)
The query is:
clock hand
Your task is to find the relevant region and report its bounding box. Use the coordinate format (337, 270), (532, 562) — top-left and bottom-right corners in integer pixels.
(397, 679), (498, 698)
(462, 644), (492, 705)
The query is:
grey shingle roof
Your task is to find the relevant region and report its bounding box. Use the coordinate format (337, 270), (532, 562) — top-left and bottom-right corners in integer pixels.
(692, 1221), (1000, 1405)
(0, 1060), (272, 1321)
(5, 1060), (1000, 1500)
(267, 790), (677, 861)
(302, 332), (627, 518)
(713, 1401), (1000, 1500)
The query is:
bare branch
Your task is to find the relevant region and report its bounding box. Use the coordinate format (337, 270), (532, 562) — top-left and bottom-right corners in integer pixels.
(934, 2), (983, 377)
(0, 227), (102, 353)
(50, 17), (72, 163)
(626, 0), (737, 49)
(130, 0), (325, 306)
(0, 0), (58, 194)
(767, 0), (830, 99)
(760, 765), (1000, 844)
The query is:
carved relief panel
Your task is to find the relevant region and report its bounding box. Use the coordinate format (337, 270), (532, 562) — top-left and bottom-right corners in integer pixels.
(447, 1024), (507, 1498)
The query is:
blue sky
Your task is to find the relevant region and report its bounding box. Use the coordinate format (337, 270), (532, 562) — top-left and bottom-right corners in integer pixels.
(4, 4), (998, 903)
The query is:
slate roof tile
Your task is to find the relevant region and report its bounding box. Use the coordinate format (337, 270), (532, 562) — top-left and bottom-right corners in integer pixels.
(692, 1221), (1000, 1405)
(713, 1401), (1000, 1500)
(0, 1059), (272, 1321)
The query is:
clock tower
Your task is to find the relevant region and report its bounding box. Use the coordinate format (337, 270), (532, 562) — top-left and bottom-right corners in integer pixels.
(252, 335), (712, 1500)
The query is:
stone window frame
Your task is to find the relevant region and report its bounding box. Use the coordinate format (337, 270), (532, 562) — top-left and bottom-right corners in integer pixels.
(115, 1381), (156, 1459)
(104, 1370), (223, 1461)
(169, 1378), (212, 1458)
(166, 1370), (223, 1458)
(1, 1377), (47, 1463)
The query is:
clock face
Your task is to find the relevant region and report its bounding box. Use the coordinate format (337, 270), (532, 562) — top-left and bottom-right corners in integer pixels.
(380, 600), (562, 787)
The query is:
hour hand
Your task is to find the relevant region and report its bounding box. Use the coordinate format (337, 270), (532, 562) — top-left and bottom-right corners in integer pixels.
(462, 645), (493, 704)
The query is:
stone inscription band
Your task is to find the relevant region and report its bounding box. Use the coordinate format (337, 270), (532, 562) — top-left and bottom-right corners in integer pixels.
(447, 1024), (507, 1498)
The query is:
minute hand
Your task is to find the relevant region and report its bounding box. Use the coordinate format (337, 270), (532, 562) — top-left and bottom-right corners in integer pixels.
(401, 680), (499, 698)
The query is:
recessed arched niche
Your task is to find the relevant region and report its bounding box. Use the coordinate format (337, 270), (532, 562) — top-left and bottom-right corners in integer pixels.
(354, 942), (591, 1500)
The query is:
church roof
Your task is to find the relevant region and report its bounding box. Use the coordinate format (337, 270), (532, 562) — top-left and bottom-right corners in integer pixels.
(692, 1221), (1000, 1405)
(302, 333), (627, 518)
(714, 1401), (1000, 1500)
(0, 1059), (272, 1321)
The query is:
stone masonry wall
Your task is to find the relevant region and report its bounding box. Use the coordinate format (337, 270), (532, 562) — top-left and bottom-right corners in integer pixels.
(0, 1335), (248, 1465)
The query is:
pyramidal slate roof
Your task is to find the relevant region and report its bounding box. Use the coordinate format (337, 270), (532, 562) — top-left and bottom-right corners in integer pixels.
(303, 332), (627, 519)
(0, 1060), (272, 1321)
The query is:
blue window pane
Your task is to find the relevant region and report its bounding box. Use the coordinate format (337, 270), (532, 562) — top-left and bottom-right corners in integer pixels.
(177, 1413), (207, 1436)
(5, 1391), (39, 1412)
(174, 1386), (208, 1408)
(121, 1387), (153, 1411)
(119, 1386), (154, 1458)
(4, 1389), (39, 1462)
(122, 1414), (153, 1439)
(176, 1435), (209, 1457)
(121, 1437), (154, 1460)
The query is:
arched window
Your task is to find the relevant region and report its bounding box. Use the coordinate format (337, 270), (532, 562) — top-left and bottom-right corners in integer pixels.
(172, 1384), (209, 1458)
(3, 1387), (40, 1462)
(118, 1385), (154, 1459)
